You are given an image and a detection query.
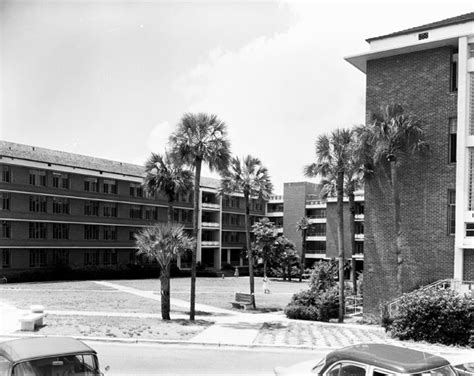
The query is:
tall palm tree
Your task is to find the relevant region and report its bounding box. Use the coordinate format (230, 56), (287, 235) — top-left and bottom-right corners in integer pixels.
(220, 155), (273, 309)
(143, 152), (193, 223)
(169, 113), (231, 321)
(304, 128), (353, 323)
(296, 216), (310, 282)
(355, 104), (428, 295)
(135, 223), (194, 320)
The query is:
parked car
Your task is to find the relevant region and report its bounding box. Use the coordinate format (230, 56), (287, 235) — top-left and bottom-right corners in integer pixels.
(274, 343), (466, 375)
(0, 337), (108, 375)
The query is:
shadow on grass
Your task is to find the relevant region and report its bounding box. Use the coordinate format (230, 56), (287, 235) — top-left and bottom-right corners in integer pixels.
(184, 310), (233, 318)
(261, 322), (287, 330)
(171, 319), (213, 326)
(230, 307), (282, 314)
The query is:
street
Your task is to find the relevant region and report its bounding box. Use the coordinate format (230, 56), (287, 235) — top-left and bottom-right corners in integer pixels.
(88, 341), (323, 375)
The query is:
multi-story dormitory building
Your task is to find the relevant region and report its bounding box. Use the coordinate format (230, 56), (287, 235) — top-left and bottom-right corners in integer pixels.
(266, 182), (364, 274)
(345, 12), (474, 317)
(0, 141), (266, 280)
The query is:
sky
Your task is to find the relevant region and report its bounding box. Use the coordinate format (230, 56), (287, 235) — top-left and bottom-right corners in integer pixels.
(1, 0), (472, 193)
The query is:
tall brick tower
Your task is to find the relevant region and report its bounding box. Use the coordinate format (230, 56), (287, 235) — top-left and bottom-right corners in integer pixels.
(345, 13), (474, 318)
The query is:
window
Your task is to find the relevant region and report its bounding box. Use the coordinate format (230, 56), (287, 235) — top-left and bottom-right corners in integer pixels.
(84, 177), (98, 192)
(29, 196), (47, 213)
(449, 117), (457, 163)
(52, 223), (69, 240)
(52, 197), (70, 214)
(2, 249), (10, 268)
(450, 50), (458, 92)
(103, 249), (117, 265)
(0, 165), (11, 183)
(0, 193), (10, 211)
(52, 172), (69, 189)
(130, 205), (142, 219)
(29, 249), (47, 267)
(84, 249), (100, 265)
(84, 225), (99, 240)
(327, 363), (366, 376)
(130, 183), (143, 197)
(84, 201), (99, 216)
(52, 249), (69, 265)
(103, 226), (117, 240)
(29, 222), (47, 239)
(103, 203), (118, 217)
(448, 190), (456, 235)
(29, 170), (46, 186)
(466, 223), (474, 237)
(1, 221), (11, 239)
(103, 179), (117, 194)
(144, 206), (157, 220)
(129, 231), (136, 240)
(355, 242), (364, 254)
(308, 223), (326, 237)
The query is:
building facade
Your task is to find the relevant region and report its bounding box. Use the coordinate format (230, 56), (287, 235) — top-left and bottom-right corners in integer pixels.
(346, 13), (474, 316)
(0, 141), (265, 280)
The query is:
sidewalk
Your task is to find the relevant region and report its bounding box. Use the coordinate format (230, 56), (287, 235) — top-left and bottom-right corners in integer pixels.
(1, 281), (472, 365)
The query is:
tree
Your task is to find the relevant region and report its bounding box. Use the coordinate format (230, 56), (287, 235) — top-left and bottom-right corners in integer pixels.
(135, 223), (194, 320)
(143, 152), (193, 223)
(296, 216), (310, 282)
(304, 128), (353, 323)
(220, 155), (273, 309)
(274, 235), (299, 281)
(169, 113), (231, 321)
(252, 217), (279, 278)
(355, 104), (428, 295)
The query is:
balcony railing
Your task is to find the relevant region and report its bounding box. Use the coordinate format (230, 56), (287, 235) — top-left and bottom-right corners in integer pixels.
(202, 222), (220, 228)
(355, 214), (365, 220)
(306, 200), (326, 207)
(355, 234), (364, 240)
(202, 202), (220, 210)
(201, 241), (220, 247)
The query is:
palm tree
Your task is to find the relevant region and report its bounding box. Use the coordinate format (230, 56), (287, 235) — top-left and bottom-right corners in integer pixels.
(169, 113), (231, 321)
(135, 223), (194, 320)
(252, 217), (278, 278)
(143, 152), (193, 223)
(304, 128), (353, 323)
(355, 104), (428, 295)
(296, 216), (310, 282)
(220, 155), (273, 309)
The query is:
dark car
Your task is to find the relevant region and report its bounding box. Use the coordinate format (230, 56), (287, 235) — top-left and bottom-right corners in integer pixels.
(274, 343), (462, 375)
(0, 337), (105, 375)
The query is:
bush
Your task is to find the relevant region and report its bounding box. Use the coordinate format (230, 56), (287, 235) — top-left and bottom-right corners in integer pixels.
(318, 286), (340, 322)
(309, 260), (337, 292)
(386, 287), (473, 346)
(284, 305), (320, 321)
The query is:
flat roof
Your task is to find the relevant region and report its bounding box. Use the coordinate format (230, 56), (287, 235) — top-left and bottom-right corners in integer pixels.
(326, 344), (450, 374)
(0, 337), (96, 363)
(367, 12), (474, 42)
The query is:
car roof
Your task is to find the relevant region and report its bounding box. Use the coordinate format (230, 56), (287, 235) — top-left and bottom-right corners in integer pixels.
(0, 337), (96, 363)
(325, 344), (450, 373)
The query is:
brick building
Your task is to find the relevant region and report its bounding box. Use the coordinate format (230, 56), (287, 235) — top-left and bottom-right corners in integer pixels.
(0, 141), (265, 280)
(346, 13), (474, 317)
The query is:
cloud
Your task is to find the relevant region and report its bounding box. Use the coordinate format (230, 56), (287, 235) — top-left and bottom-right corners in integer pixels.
(146, 121), (174, 154)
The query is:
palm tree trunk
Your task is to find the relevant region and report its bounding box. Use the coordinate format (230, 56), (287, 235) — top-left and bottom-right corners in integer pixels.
(299, 229), (307, 282)
(336, 170), (345, 323)
(390, 161), (403, 295)
(160, 263), (171, 320)
(244, 192), (256, 309)
(263, 254), (267, 279)
(168, 202), (174, 223)
(190, 159), (202, 321)
(349, 192), (357, 295)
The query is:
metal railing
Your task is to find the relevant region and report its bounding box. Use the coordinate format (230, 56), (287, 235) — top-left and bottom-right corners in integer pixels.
(345, 295), (363, 316)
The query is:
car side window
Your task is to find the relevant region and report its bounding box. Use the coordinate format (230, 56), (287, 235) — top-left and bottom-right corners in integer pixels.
(373, 371), (395, 376)
(325, 363), (366, 376)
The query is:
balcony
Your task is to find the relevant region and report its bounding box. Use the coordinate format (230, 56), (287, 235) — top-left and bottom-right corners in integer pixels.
(355, 234), (364, 240)
(269, 195), (283, 203)
(266, 211), (283, 217)
(202, 202), (220, 210)
(305, 200), (326, 208)
(307, 235), (326, 241)
(308, 217), (326, 224)
(202, 222), (220, 228)
(201, 240), (220, 247)
(277, 227), (283, 233)
(355, 214), (365, 220)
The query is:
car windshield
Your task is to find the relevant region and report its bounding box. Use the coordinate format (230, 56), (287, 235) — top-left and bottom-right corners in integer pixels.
(12, 353), (100, 376)
(412, 365), (457, 376)
(311, 358), (326, 373)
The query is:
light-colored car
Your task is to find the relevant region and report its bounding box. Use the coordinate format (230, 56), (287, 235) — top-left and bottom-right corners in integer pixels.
(0, 337), (107, 375)
(274, 343), (467, 376)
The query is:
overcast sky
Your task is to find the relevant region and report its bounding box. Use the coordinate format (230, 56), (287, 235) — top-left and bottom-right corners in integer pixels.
(1, 0), (472, 193)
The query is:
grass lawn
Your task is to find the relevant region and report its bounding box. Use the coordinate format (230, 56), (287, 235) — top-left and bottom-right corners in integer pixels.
(33, 314), (211, 340)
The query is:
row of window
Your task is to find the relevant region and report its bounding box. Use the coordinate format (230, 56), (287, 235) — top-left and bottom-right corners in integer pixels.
(222, 196), (264, 211)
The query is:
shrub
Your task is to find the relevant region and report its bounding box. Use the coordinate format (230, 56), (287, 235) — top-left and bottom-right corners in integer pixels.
(309, 260), (337, 292)
(387, 287), (473, 346)
(288, 289), (319, 306)
(284, 305), (319, 321)
(318, 286), (340, 322)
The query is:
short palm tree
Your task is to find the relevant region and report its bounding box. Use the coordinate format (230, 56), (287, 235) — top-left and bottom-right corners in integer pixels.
(355, 104), (428, 295)
(220, 155), (273, 309)
(304, 128), (353, 323)
(135, 223), (194, 320)
(296, 216), (310, 282)
(169, 113), (231, 321)
(143, 152), (193, 223)
(252, 217), (279, 278)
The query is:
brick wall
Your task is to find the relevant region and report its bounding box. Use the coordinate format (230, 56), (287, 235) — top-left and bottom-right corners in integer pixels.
(364, 47), (457, 319)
